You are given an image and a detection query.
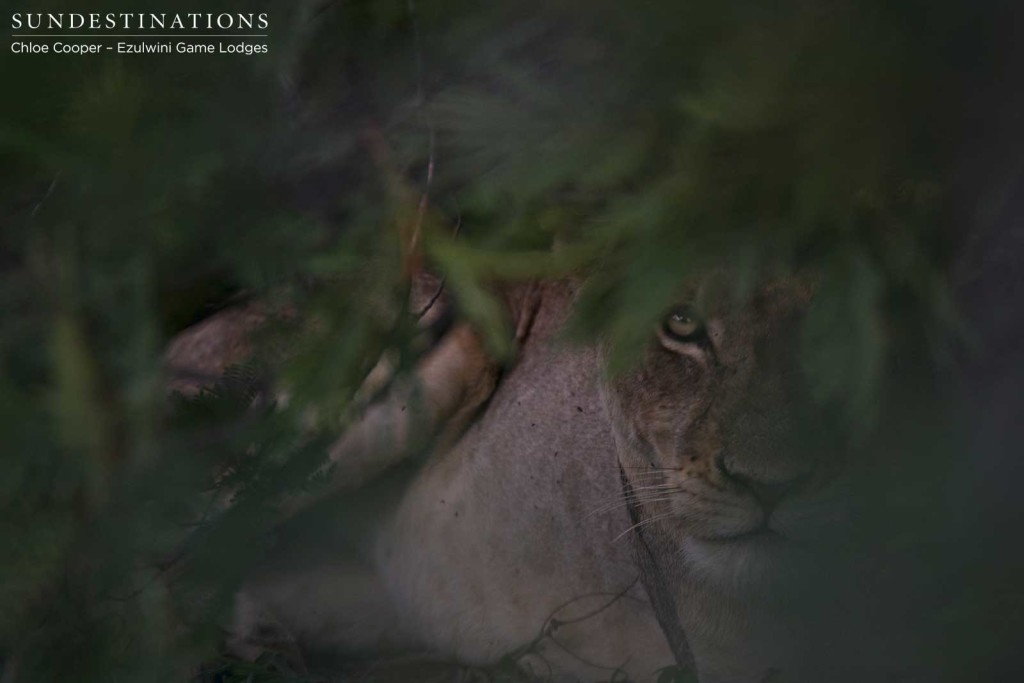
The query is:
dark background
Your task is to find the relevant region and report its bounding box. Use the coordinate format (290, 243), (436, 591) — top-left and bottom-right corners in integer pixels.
(1, 1), (1022, 680)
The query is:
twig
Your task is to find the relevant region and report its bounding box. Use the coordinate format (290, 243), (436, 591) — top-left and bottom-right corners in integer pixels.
(416, 205), (462, 320)
(500, 578), (643, 676)
(30, 173), (59, 217)
(406, 0), (436, 260)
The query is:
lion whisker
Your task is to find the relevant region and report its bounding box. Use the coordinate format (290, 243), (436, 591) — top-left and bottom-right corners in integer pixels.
(612, 511), (682, 542)
(593, 496), (679, 516)
(617, 466), (682, 471)
(587, 491), (682, 517)
(624, 483), (682, 492)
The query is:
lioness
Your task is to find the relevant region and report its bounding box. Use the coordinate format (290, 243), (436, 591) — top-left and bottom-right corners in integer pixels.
(168, 275), (848, 682)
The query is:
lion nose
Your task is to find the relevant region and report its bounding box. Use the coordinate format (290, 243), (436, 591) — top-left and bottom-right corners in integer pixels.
(714, 454), (812, 515)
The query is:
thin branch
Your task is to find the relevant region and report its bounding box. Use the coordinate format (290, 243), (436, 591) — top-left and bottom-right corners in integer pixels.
(30, 173), (60, 217)
(416, 205), (462, 320)
(406, 0), (436, 260)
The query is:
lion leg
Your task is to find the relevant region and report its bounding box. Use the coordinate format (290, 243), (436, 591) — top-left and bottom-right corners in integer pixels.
(286, 323), (500, 513)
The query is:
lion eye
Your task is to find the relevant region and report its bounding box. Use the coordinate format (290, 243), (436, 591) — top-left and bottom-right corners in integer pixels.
(664, 308), (705, 342)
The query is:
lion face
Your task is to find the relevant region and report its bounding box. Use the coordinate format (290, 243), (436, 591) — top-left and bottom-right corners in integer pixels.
(601, 277), (846, 587)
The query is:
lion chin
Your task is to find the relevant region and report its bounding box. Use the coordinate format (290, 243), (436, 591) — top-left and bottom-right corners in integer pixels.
(677, 495), (846, 593)
(680, 530), (807, 591)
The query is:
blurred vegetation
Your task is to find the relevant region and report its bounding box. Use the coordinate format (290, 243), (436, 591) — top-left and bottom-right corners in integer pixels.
(0, 0), (1021, 681)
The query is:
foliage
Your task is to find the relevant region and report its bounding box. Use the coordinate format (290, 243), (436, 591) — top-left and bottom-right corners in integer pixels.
(0, 0), (1019, 681)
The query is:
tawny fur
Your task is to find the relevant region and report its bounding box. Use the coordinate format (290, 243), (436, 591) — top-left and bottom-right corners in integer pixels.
(167, 277), (844, 683)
